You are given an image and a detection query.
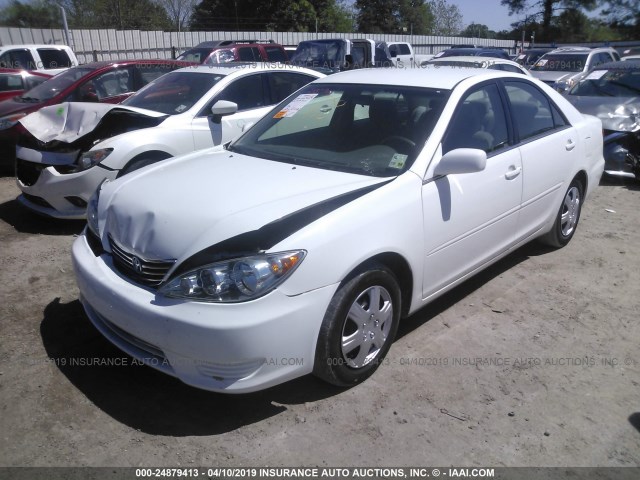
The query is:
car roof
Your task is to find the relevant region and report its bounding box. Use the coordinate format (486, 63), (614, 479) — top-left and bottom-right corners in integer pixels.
(170, 63), (323, 76)
(546, 46), (614, 54)
(429, 56), (517, 65)
(194, 40), (277, 48)
(77, 59), (191, 70)
(312, 67), (514, 89)
(0, 44), (71, 50)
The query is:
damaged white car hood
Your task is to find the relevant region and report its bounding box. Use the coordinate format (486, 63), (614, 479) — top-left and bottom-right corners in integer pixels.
(99, 149), (389, 264)
(19, 102), (166, 144)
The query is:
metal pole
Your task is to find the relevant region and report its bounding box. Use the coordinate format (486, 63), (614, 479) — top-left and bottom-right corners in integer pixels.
(60, 6), (71, 47)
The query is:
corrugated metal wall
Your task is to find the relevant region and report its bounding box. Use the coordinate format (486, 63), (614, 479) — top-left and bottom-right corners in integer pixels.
(0, 27), (520, 63)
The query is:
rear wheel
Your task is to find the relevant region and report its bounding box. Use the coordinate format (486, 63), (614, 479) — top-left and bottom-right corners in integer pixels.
(539, 177), (583, 248)
(313, 265), (401, 387)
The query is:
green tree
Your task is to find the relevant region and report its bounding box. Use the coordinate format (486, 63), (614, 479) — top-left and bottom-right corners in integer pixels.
(398, 0), (434, 35)
(0, 0), (60, 28)
(460, 22), (497, 38)
(500, 0), (597, 41)
(355, 0), (401, 33)
(429, 0), (462, 35)
(601, 0), (640, 39)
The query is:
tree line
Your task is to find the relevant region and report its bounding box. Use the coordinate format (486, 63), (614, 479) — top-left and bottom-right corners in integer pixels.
(0, 0), (638, 42)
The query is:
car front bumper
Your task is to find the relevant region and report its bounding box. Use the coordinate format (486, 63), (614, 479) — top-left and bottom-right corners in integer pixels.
(71, 233), (338, 393)
(16, 146), (117, 219)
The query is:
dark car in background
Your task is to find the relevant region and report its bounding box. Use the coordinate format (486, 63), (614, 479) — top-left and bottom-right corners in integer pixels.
(0, 68), (52, 102)
(433, 47), (511, 60)
(0, 59), (192, 173)
(514, 48), (553, 68)
(565, 61), (640, 180)
(177, 40), (288, 64)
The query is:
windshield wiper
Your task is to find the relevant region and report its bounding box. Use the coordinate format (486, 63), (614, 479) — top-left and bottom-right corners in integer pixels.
(18, 96), (41, 103)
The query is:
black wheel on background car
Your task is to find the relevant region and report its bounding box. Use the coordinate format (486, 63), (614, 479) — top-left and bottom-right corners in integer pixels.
(313, 265), (401, 387)
(539, 177), (584, 248)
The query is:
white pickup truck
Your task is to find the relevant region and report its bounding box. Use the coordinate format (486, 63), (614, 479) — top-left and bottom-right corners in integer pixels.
(0, 44), (78, 75)
(387, 42), (433, 67)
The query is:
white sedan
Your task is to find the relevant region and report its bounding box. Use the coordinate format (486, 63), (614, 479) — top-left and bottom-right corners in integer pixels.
(15, 64), (324, 219)
(72, 68), (604, 393)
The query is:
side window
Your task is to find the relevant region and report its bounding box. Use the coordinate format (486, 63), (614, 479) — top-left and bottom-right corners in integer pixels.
(0, 49), (36, 69)
(442, 83), (509, 154)
(237, 47), (260, 61)
(91, 69), (134, 99)
(399, 44), (411, 55)
(37, 49), (72, 69)
(135, 64), (174, 87)
(264, 47), (286, 63)
(266, 72), (316, 104)
(505, 81), (557, 141)
(215, 74), (266, 111)
(502, 64), (526, 74)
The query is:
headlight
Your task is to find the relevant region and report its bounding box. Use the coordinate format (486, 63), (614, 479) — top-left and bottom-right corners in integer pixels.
(160, 250), (306, 303)
(0, 112), (27, 130)
(74, 148), (113, 172)
(86, 180), (108, 235)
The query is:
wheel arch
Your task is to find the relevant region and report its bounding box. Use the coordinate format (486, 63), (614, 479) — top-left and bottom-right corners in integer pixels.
(341, 252), (414, 318)
(117, 150), (173, 178)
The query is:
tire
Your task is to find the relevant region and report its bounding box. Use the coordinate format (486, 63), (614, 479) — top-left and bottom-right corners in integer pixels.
(313, 265), (401, 387)
(539, 177), (583, 248)
(117, 152), (172, 178)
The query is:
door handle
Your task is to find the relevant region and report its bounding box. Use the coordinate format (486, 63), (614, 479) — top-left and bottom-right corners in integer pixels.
(566, 139), (576, 151)
(505, 166), (522, 180)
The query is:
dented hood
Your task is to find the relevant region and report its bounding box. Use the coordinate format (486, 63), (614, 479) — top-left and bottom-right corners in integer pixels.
(566, 95), (640, 132)
(19, 102), (167, 144)
(101, 149), (389, 264)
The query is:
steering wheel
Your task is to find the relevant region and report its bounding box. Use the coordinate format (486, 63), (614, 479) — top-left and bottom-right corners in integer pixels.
(381, 135), (416, 151)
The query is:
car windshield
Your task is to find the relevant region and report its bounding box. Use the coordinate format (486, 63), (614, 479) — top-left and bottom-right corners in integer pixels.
(531, 54), (588, 72)
(19, 66), (94, 101)
(122, 71), (226, 114)
(290, 40), (346, 69)
(569, 68), (640, 97)
(229, 83), (450, 177)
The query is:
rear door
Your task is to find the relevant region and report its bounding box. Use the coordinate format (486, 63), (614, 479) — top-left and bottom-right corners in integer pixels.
(502, 79), (577, 241)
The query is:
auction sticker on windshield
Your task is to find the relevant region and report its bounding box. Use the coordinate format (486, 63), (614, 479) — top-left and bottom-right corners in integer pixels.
(585, 70), (607, 80)
(273, 93), (318, 118)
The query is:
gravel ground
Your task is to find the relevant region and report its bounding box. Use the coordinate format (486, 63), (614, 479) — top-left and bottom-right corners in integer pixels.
(0, 174), (639, 468)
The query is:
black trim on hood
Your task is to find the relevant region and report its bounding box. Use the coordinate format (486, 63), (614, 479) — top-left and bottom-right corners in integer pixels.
(171, 179), (393, 278)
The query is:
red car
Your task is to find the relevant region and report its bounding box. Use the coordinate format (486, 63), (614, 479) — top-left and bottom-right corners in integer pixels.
(0, 59), (193, 172)
(0, 68), (52, 102)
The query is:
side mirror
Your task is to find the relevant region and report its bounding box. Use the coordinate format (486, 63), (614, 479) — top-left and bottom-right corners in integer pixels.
(434, 148), (487, 176)
(210, 100), (238, 124)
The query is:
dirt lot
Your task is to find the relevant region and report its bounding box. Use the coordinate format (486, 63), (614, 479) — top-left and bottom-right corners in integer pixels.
(0, 173), (639, 468)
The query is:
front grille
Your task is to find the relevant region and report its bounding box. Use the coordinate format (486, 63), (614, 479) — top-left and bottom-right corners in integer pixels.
(108, 235), (175, 287)
(22, 193), (53, 209)
(16, 159), (45, 186)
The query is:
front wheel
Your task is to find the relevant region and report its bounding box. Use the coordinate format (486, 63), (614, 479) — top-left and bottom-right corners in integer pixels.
(539, 177), (583, 248)
(313, 265), (401, 387)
